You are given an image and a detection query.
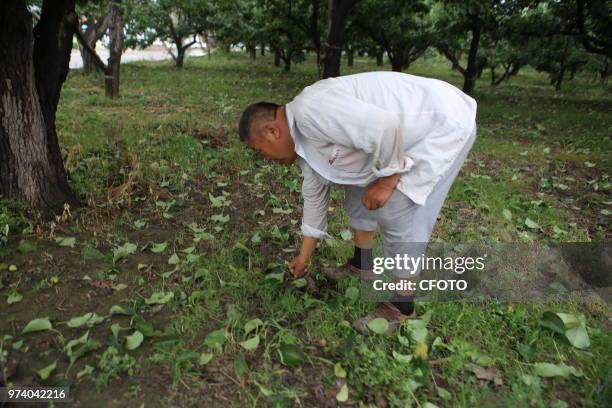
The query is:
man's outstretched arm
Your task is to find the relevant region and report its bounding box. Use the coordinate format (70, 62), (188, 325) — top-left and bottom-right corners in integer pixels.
(290, 159), (331, 277)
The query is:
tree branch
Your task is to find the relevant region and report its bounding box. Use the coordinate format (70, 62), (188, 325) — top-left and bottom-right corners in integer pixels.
(71, 14), (109, 73)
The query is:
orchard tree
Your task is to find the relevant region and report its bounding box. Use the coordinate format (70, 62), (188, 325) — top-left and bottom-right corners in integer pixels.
(0, 0), (80, 212)
(75, 0), (125, 98)
(209, 0), (266, 60)
(127, 0), (212, 68)
(75, 1), (108, 74)
(433, 0), (521, 94)
(481, 37), (530, 86)
(529, 35), (590, 90)
(477, 6), (535, 87)
(573, 0), (611, 58)
(354, 0), (432, 72)
(519, 1), (610, 59)
(262, 0), (313, 72)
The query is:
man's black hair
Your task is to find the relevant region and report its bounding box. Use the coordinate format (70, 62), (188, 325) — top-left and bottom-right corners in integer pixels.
(238, 101), (280, 142)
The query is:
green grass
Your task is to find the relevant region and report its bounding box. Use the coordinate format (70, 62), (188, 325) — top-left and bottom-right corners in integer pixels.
(0, 52), (610, 407)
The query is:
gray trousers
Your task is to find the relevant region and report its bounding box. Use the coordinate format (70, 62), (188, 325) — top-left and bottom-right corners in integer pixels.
(344, 127), (476, 277)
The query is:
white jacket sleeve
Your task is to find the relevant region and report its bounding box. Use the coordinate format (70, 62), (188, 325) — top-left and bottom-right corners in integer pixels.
(298, 159), (333, 239)
(298, 88), (414, 178)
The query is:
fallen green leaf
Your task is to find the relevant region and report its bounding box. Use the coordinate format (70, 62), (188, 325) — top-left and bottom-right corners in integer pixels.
(22, 317), (53, 334)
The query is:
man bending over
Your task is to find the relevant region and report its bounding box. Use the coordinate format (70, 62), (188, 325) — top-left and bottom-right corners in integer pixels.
(238, 71), (477, 334)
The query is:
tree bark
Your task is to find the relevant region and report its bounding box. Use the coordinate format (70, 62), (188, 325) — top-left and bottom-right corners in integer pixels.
(274, 48), (281, 67)
(260, 43), (265, 56)
(1, 0), (79, 213)
(309, 0), (322, 75)
(388, 47), (403, 72)
(462, 21), (482, 95)
(321, 0), (355, 78)
(249, 43), (257, 59)
(175, 47), (186, 68)
(104, 0), (123, 98)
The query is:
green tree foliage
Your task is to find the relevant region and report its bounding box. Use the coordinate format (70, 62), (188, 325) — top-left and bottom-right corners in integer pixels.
(514, 0), (603, 90)
(432, 0), (523, 94)
(208, 0), (263, 55)
(529, 35), (590, 90)
(125, 0), (212, 68)
(212, 0), (315, 72)
(353, 0), (433, 72)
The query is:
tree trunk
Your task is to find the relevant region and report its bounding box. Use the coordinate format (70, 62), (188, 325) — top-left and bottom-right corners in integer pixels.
(391, 58), (403, 72)
(321, 0), (355, 78)
(389, 48), (403, 72)
(274, 49), (281, 67)
(1, 0), (78, 213)
(347, 45), (354, 67)
(283, 56), (291, 72)
(260, 43), (265, 56)
(599, 58), (610, 84)
(104, 0), (123, 99)
(81, 46), (98, 73)
(376, 47), (384, 66)
(249, 44), (256, 60)
(202, 31), (212, 58)
(462, 22), (482, 95)
(175, 47), (186, 68)
(309, 0), (322, 76)
(554, 65), (566, 91)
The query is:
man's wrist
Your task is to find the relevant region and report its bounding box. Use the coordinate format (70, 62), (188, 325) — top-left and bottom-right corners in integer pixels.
(298, 251), (312, 260)
(376, 173), (401, 190)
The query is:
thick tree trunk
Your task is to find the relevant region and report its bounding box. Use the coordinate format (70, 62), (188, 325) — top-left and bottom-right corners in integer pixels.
(283, 56), (291, 72)
(321, 0), (355, 78)
(104, 0), (123, 99)
(260, 43), (265, 56)
(389, 48), (403, 72)
(462, 22), (482, 95)
(274, 49), (281, 67)
(1, 0), (78, 213)
(249, 44), (256, 60)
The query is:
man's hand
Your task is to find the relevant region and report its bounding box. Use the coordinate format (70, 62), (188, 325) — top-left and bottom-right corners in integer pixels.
(289, 254), (310, 277)
(362, 173), (401, 210)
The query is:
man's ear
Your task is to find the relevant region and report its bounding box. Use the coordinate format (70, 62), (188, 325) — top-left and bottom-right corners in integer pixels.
(262, 123), (281, 141)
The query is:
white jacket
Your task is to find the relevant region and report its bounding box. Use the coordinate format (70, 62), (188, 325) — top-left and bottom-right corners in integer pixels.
(286, 71), (477, 239)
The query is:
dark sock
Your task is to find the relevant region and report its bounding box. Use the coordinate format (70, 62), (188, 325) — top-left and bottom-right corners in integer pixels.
(391, 295), (415, 316)
(349, 246), (373, 270)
